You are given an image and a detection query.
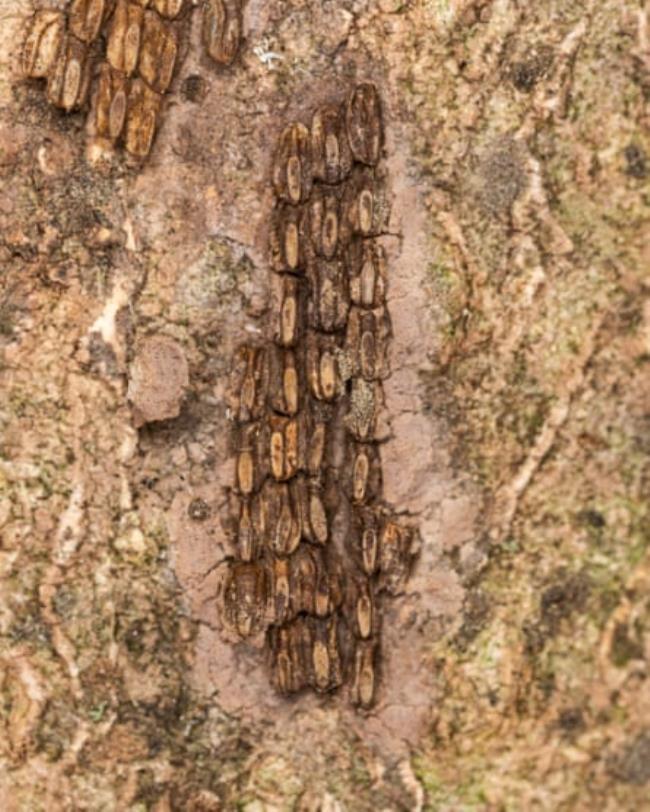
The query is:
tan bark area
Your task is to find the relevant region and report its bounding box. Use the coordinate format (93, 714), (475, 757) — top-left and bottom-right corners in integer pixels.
(1, 0), (649, 809)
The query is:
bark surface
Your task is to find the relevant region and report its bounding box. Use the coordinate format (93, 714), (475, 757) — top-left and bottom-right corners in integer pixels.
(0, 0), (648, 809)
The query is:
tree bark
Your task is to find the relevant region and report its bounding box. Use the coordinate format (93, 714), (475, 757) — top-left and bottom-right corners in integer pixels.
(1, 0), (648, 809)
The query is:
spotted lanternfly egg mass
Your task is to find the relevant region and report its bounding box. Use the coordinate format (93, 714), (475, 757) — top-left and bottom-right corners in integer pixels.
(21, 0), (243, 158)
(223, 85), (418, 710)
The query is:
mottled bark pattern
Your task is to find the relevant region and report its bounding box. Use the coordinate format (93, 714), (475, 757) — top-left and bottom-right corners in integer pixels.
(223, 85), (417, 709)
(21, 0), (242, 157)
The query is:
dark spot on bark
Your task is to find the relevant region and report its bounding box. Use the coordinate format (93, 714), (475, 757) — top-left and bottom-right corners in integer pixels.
(509, 48), (552, 92)
(616, 293), (644, 334)
(53, 585), (77, 618)
(37, 735), (64, 762)
(124, 619), (146, 656)
(182, 74), (208, 104)
(134, 768), (166, 805)
(41, 260), (75, 288)
(610, 622), (644, 667)
(607, 730), (650, 785)
(188, 498), (211, 522)
(576, 508), (606, 529)
(8, 600), (51, 646)
(624, 144), (647, 179)
(36, 700), (76, 762)
(522, 621), (546, 656)
(459, 0), (492, 25)
(0, 287), (20, 337)
(454, 590), (491, 649)
(523, 573), (590, 657)
(87, 331), (119, 375)
(557, 706), (585, 735)
(537, 670), (555, 700)
(540, 573), (589, 630)
(631, 54), (650, 100)
(116, 304), (135, 348)
(477, 136), (528, 215)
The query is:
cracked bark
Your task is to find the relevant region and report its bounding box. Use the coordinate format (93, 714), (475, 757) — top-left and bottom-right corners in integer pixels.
(1, 0), (649, 809)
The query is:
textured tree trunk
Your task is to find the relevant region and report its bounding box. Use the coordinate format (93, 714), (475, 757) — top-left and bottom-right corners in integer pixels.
(1, 0), (649, 809)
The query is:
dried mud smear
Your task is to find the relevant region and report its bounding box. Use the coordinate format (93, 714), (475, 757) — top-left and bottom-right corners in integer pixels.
(127, 335), (189, 427)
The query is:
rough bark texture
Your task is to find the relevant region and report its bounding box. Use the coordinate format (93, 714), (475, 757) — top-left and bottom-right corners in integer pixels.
(1, 0), (649, 809)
